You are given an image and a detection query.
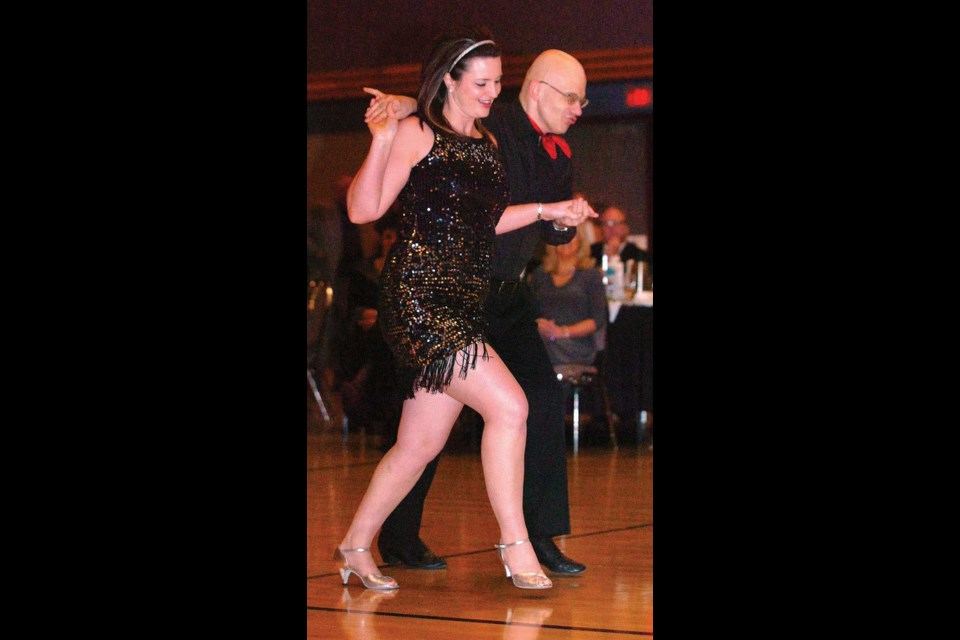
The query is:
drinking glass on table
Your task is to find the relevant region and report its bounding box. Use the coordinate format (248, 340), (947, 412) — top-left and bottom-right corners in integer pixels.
(624, 259), (639, 300)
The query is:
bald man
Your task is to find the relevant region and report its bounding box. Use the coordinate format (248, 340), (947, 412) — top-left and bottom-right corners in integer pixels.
(591, 205), (648, 265)
(363, 50), (593, 575)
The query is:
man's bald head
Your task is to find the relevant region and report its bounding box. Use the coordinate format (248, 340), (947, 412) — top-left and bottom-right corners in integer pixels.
(523, 51), (586, 93)
(520, 50), (587, 135)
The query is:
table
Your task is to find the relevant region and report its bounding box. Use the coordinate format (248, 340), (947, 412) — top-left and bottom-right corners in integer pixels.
(603, 293), (653, 433)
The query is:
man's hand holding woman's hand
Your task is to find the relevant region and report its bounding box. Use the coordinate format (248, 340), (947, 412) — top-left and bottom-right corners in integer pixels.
(363, 88), (401, 139)
(555, 197), (598, 228)
(363, 87), (416, 126)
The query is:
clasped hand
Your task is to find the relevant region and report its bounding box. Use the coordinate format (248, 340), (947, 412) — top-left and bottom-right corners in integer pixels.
(536, 318), (566, 341)
(362, 87), (403, 138)
(555, 197), (598, 228)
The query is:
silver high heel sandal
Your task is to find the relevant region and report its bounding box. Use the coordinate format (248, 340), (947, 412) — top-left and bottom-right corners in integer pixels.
(333, 547), (399, 590)
(494, 539), (553, 590)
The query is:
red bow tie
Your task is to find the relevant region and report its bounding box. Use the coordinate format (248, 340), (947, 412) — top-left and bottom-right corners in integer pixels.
(527, 115), (571, 160)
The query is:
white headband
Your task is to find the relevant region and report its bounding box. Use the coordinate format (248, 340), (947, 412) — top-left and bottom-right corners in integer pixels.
(449, 40), (495, 72)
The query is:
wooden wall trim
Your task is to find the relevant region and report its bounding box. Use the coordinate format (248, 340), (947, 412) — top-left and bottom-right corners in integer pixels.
(307, 46), (652, 102)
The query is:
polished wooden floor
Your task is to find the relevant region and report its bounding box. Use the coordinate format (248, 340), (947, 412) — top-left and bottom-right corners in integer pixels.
(306, 391), (653, 639)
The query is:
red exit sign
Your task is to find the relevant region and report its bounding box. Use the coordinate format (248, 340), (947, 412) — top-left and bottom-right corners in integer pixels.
(626, 86), (652, 108)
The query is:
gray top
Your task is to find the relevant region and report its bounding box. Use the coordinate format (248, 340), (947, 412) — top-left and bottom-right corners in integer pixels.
(529, 267), (607, 365)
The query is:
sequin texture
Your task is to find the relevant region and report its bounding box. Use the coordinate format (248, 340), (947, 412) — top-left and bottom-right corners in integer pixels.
(379, 127), (510, 397)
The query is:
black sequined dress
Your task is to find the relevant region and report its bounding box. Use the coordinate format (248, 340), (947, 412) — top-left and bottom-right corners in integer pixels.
(379, 125), (510, 398)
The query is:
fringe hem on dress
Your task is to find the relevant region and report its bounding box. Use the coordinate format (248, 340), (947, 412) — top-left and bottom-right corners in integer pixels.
(400, 340), (489, 399)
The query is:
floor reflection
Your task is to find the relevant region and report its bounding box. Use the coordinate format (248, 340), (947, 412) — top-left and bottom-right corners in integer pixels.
(340, 586), (398, 611)
(338, 587), (398, 640)
(503, 605), (554, 640)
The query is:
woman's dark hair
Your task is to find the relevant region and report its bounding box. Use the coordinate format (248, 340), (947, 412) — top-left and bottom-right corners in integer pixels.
(416, 27), (501, 140)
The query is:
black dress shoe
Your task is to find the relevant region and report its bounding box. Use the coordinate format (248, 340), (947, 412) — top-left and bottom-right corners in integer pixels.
(377, 536), (447, 570)
(530, 536), (586, 574)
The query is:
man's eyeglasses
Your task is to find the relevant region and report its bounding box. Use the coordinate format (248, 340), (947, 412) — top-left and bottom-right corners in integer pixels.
(601, 220), (625, 227)
(539, 80), (589, 108)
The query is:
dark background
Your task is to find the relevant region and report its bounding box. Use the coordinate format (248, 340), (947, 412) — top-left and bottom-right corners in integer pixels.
(307, 0), (652, 73)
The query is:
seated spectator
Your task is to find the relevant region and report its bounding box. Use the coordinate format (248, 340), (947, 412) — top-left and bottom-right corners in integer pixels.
(590, 205), (647, 265)
(337, 209), (402, 438)
(529, 225), (607, 367)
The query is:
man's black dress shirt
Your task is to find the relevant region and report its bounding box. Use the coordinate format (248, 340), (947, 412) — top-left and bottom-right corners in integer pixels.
(484, 101), (576, 280)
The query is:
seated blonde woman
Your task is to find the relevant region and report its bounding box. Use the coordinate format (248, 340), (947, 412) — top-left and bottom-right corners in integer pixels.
(528, 223), (607, 366)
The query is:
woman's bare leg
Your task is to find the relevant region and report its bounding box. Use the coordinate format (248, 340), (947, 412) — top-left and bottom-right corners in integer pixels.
(338, 389), (464, 576)
(443, 344), (544, 577)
